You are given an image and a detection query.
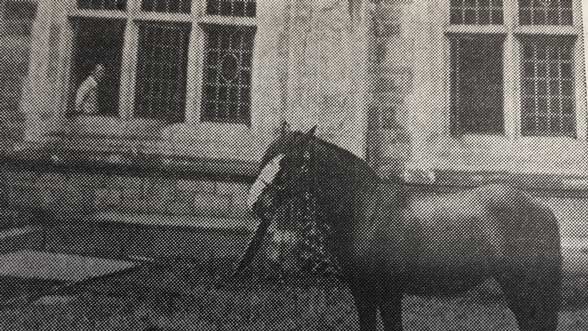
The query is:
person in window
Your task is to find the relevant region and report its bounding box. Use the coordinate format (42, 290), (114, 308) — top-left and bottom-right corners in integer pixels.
(75, 64), (105, 115)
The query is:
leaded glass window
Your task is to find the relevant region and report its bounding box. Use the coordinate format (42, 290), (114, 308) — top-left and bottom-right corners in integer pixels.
(450, 0), (503, 25)
(206, 0), (255, 18)
(201, 25), (255, 124)
(77, 0), (127, 10)
(450, 36), (505, 135)
(519, 0), (573, 26)
(520, 38), (575, 136)
(141, 0), (191, 13)
(134, 23), (190, 122)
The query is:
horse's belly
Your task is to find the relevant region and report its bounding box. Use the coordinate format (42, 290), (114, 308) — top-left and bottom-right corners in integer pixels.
(397, 214), (499, 296)
(402, 271), (488, 297)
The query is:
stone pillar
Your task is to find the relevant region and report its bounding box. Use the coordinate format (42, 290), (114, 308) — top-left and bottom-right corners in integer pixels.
(250, 0), (291, 156)
(20, 0), (64, 144)
(402, 0), (434, 170)
(367, 0), (414, 175)
(285, 0), (369, 158)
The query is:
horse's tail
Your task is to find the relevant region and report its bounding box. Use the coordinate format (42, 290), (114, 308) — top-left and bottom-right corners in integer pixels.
(482, 184), (562, 329)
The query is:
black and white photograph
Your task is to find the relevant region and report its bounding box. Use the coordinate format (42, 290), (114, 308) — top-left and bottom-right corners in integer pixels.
(0, 0), (587, 330)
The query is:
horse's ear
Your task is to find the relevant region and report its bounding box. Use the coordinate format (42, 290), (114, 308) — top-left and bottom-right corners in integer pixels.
(280, 121), (291, 135)
(299, 125), (317, 146)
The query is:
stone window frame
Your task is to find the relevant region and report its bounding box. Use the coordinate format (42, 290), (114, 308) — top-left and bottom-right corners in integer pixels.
(0, 0), (37, 36)
(61, 0), (256, 124)
(442, 0), (586, 141)
(18, 0), (262, 158)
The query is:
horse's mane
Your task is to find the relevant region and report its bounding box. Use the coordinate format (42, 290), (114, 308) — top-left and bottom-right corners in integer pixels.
(264, 130), (405, 186)
(311, 137), (379, 181)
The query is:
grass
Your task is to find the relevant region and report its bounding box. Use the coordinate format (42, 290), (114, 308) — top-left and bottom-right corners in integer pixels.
(0, 284), (587, 331)
(0, 262), (586, 331)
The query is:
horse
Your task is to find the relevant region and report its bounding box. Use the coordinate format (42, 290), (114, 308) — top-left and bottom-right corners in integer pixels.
(233, 125), (562, 331)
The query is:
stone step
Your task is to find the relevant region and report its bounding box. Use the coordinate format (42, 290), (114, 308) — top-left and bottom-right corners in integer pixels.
(0, 226), (44, 254)
(40, 212), (588, 277)
(42, 214), (253, 261)
(562, 237), (588, 275)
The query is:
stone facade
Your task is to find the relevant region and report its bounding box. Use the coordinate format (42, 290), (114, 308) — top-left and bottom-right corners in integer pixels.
(367, 0), (588, 179)
(0, 0), (586, 267)
(0, 0), (37, 147)
(0, 156), (256, 259)
(16, 0), (368, 161)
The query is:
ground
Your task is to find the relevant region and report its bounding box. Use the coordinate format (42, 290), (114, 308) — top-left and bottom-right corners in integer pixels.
(0, 263), (586, 331)
(0, 285), (587, 331)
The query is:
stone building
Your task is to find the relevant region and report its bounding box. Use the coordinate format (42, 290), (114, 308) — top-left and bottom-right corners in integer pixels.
(0, 0), (586, 267)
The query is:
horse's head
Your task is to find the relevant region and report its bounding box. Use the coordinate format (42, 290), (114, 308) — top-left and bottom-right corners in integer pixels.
(232, 122), (381, 278)
(232, 123), (318, 277)
(247, 124), (316, 220)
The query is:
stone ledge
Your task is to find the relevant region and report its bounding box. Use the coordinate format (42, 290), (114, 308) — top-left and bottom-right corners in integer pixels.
(380, 164), (588, 197)
(433, 169), (588, 197)
(0, 146), (258, 182)
(92, 212), (257, 233)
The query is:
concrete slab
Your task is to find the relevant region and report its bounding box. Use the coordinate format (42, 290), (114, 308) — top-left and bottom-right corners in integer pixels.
(0, 226), (44, 253)
(35, 295), (75, 305)
(0, 250), (137, 282)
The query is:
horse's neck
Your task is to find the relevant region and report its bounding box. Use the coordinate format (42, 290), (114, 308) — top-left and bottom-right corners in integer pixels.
(314, 157), (381, 220)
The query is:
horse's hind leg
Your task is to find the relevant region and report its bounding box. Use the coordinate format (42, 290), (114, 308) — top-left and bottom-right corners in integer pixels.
(495, 265), (560, 331)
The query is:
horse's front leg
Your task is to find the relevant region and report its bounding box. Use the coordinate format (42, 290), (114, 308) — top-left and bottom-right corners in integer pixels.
(379, 293), (403, 331)
(350, 284), (378, 331)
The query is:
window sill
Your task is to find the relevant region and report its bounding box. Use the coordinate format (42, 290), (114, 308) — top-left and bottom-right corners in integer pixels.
(513, 25), (581, 37)
(45, 117), (259, 162)
(446, 133), (581, 147)
(59, 115), (170, 139)
(0, 144), (258, 181)
(430, 168), (588, 197)
(445, 24), (507, 36)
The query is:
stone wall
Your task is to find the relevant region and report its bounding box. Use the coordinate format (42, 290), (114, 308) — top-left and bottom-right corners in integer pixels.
(366, 0), (412, 169)
(0, 0), (37, 147)
(272, 0), (369, 157)
(0, 161), (256, 259)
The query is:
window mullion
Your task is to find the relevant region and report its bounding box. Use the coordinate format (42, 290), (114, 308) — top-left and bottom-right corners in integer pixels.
(197, 14), (255, 27)
(184, 18), (204, 124)
(504, 0), (518, 139)
(504, 33), (519, 139)
(118, 19), (139, 120)
(573, 28), (587, 140)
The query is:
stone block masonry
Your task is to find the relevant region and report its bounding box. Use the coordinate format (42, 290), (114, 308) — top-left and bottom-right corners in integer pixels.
(0, 0), (37, 147)
(0, 163), (255, 260)
(366, 0), (413, 171)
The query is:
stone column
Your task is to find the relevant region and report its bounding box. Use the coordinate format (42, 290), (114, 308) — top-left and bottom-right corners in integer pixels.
(20, 0), (50, 143)
(285, 0), (369, 158)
